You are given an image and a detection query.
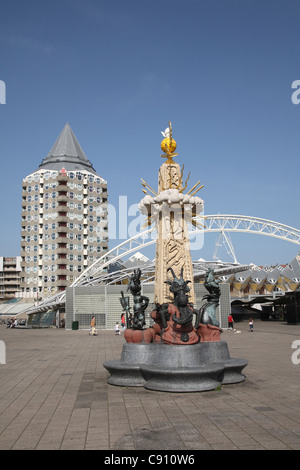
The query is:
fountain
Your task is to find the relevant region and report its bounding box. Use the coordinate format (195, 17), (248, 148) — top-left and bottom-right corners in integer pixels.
(103, 123), (247, 392)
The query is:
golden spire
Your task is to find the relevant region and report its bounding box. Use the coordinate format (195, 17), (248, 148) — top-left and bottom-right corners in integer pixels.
(142, 121), (205, 197)
(161, 121), (178, 163)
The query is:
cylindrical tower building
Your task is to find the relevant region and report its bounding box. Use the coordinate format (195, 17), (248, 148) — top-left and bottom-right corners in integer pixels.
(20, 123), (108, 299)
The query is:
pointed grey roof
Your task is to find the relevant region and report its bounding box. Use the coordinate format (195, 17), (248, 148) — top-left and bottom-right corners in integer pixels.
(282, 254), (300, 281)
(38, 122), (97, 174)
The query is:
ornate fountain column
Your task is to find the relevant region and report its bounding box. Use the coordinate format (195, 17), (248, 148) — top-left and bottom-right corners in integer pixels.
(154, 161), (195, 305)
(139, 122), (205, 306)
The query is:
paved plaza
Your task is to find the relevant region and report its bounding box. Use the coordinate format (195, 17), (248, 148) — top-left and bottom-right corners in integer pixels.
(0, 320), (300, 451)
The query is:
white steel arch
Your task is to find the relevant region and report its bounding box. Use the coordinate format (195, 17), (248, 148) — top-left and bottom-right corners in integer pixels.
(75, 214), (300, 286)
(25, 215), (300, 314)
(202, 215), (300, 245)
(70, 227), (156, 287)
(24, 227), (156, 314)
(201, 214), (300, 264)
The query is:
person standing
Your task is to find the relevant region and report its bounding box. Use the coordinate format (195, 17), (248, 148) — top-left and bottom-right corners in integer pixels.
(115, 322), (121, 335)
(249, 318), (254, 332)
(89, 315), (96, 335)
(228, 314), (234, 330)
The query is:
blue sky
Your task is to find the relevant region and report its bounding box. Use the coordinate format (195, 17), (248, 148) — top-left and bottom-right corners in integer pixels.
(0, 0), (299, 266)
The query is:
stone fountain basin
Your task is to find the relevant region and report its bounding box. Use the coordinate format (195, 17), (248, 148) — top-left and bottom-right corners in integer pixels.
(103, 341), (248, 392)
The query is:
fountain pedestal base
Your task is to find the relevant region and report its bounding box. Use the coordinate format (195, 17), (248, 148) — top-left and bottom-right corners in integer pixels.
(103, 341), (248, 392)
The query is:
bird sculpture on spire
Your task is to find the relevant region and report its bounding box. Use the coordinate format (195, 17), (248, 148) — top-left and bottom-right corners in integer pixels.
(161, 127), (171, 139)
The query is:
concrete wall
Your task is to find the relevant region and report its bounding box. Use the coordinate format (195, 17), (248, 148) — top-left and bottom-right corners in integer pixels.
(65, 283), (230, 330)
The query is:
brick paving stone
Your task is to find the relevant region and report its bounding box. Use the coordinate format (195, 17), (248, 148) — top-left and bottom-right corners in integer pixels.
(0, 320), (300, 450)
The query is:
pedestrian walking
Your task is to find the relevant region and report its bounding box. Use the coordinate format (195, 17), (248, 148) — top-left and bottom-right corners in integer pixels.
(249, 318), (254, 332)
(121, 313), (126, 331)
(115, 322), (121, 335)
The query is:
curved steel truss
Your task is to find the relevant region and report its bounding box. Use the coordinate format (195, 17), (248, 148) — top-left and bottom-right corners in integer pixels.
(203, 215), (300, 244)
(202, 214), (300, 264)
(24, 228), (156, 314)
(25, 214), (300, 314)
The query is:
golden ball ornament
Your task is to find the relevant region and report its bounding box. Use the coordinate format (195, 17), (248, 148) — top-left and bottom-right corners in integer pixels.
(161, 137), (177, 154)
